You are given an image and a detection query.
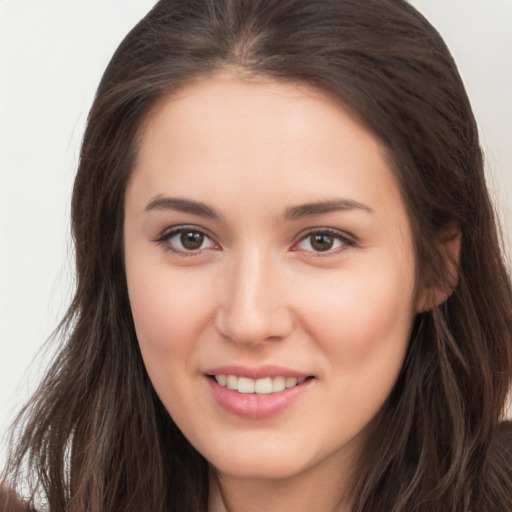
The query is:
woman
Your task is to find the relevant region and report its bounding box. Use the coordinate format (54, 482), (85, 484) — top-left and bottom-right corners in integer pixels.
(2, 0), (511, 511)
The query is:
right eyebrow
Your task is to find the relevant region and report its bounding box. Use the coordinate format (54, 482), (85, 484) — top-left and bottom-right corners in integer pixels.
(144, 196), (221, 219)
(284, 198), (373, 221)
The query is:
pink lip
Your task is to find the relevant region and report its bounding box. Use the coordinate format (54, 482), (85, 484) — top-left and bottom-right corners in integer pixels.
(204, 364), (309, 380)
(206, 374), (313, 419)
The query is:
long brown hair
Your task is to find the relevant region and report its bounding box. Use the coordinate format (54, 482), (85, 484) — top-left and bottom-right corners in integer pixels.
(2, 1), (512, 510)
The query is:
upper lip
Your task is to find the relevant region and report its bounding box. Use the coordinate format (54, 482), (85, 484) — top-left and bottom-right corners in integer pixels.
(204, 364), (310, 380)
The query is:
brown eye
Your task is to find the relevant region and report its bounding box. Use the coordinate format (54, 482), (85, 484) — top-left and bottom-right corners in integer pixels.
(157, 226), (217, 255)
(181, 231), (204, 250)
(310, 234), (334, 251)
(293, 229), (351, 255)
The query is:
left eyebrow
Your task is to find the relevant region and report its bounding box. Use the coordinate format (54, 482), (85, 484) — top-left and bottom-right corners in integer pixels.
(284, 199), (374, 221)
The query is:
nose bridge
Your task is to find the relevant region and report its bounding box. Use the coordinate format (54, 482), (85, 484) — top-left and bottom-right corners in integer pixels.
(215, 245), (292, 345)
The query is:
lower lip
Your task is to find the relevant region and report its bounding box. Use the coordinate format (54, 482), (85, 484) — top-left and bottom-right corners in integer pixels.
(207, 377), (313, 419)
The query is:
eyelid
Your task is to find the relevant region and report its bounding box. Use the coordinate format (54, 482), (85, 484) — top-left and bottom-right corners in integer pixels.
(153, 224), (219, 255)
(291, 227), (356, 255)
(152, 224), (355, 257)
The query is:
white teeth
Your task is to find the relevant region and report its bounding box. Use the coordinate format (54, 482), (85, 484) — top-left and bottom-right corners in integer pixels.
(254, 377), (272, 394)
(214, 374), (307, 394)
(285, 377), (298, 388)
(237, 377), (255, 394)
(272, 376), (286, 392)
(226, 375), (238, 390)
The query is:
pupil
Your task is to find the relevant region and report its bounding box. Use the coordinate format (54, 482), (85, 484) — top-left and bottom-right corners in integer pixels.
(311, 234), (333, 251)
(181, 231), (203, 250)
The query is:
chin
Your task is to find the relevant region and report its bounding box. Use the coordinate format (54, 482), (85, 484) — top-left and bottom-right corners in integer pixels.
(201, 432), (333, 481)
(211, 452), (308, 480)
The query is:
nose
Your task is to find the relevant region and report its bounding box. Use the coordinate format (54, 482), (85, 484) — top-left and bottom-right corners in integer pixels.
(214, 249), (294, 347)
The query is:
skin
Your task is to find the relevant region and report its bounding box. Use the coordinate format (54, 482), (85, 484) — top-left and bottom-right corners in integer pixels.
(124, 74), (425, 512)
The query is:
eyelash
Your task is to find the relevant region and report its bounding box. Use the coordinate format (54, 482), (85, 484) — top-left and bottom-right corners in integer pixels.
(154, 226), (355, 257)
(153, 225), (218, 256)
(291, 228), (355, 256)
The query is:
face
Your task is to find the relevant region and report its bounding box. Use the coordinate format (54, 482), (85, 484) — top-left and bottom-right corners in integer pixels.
(124, 74), (419, 485)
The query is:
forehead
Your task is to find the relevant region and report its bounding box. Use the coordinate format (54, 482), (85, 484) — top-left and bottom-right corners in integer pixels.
(128, 74), (410, 238)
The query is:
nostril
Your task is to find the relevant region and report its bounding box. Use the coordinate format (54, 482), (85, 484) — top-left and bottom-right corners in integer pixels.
(214, 305), (295, 347)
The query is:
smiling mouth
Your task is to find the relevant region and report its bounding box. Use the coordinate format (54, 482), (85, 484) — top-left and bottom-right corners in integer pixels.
(212, 374), (310, 395)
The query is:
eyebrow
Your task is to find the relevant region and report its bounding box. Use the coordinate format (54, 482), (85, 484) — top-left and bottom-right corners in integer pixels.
(144, 196), (373, 221)
(284, 199), (373, 220)
(144, 196), (220, 219)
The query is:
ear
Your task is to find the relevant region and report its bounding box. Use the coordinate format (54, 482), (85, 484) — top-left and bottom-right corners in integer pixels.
(416, 226), (461, 313)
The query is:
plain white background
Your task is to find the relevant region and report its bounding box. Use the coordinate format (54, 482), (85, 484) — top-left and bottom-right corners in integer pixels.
(1, 1), (512, 465)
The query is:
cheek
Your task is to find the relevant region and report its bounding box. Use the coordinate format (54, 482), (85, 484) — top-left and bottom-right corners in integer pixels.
(304, 262), (415, 434)
(126, 262), (214, 364)
(125, 268), (212, 424)
(296, 255), (415, 370)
